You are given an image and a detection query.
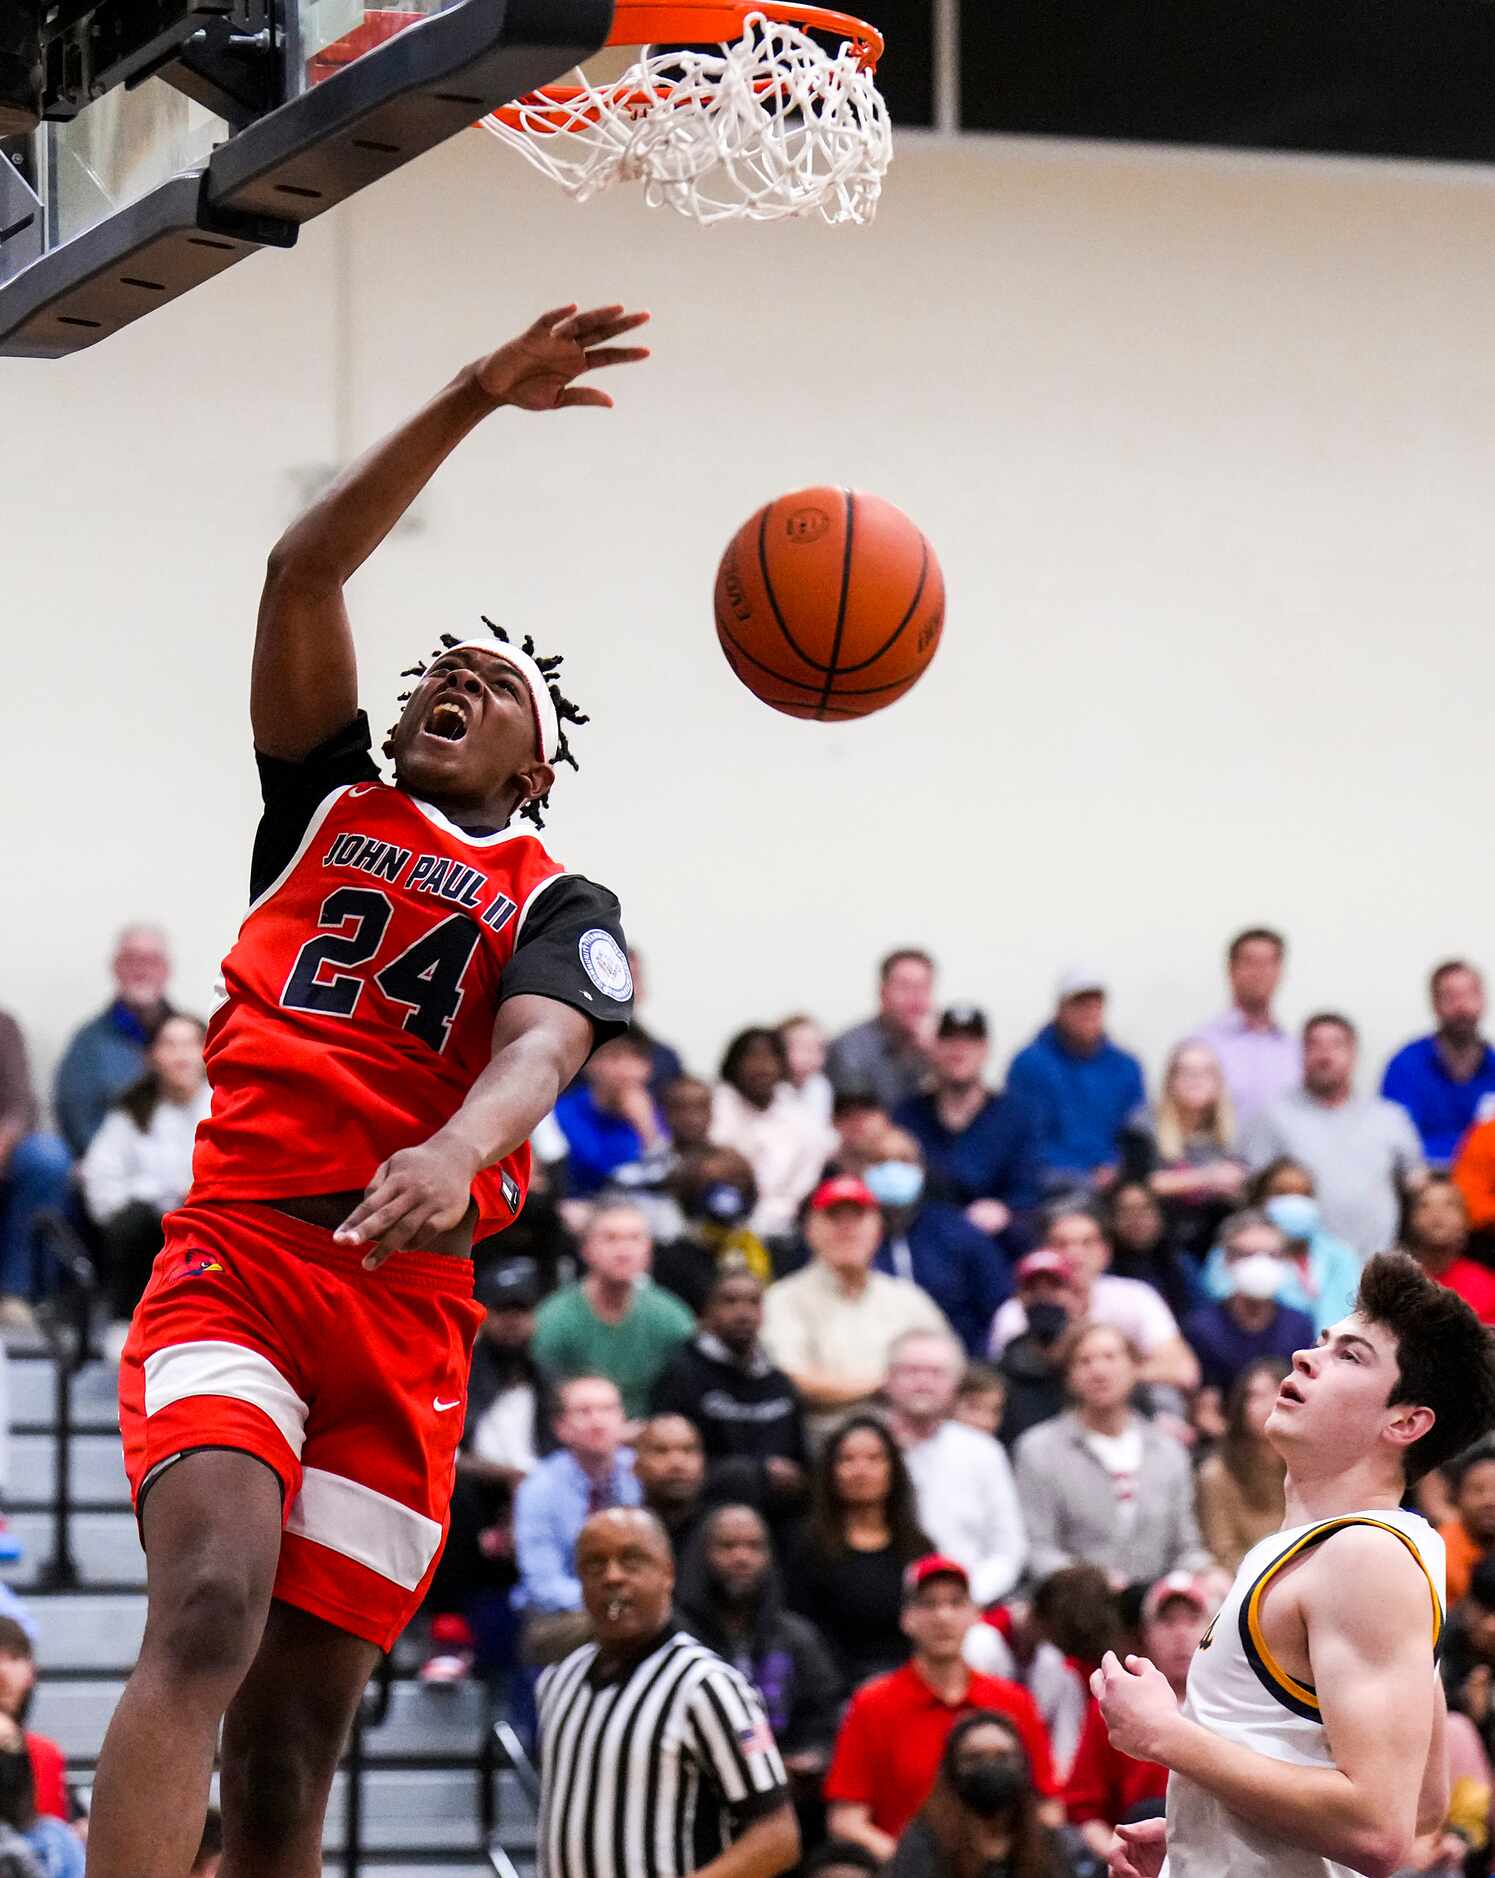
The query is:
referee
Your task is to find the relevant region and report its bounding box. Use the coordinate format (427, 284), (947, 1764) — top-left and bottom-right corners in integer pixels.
(536, 1508), (800, 1878)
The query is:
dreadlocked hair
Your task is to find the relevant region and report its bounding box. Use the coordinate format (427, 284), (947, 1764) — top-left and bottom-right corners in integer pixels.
(388, 615), (589, 829)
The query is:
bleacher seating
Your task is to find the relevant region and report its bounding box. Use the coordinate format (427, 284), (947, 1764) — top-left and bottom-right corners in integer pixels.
(4, 1341), (526, 1877)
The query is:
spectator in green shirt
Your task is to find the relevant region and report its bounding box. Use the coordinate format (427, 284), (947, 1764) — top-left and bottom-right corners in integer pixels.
(532, 1199), (696, 1422)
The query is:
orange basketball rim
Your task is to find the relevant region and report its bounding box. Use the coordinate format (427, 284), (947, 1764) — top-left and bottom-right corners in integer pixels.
(487, 3), (885, 132)
(477, 0), (892, 225)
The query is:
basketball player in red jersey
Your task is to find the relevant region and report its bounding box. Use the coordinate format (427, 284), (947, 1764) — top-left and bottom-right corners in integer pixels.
(86, 301), (650, 1878)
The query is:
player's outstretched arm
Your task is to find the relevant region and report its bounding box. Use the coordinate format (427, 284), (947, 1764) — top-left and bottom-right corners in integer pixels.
(252, 303), (650, 761)
(1095, 1526), (1437, 1878)
(334, 993), (595, 1265)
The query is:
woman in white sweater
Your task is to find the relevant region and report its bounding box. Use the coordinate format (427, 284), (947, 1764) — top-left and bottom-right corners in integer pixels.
(79, 1013), (209, 1346)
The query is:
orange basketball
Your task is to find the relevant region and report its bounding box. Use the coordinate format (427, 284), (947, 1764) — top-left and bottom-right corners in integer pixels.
(713, 486), (945, 720)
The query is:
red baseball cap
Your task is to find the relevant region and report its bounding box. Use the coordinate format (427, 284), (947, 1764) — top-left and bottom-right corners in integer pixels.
(1015, 1249), (1075, 1284)
(1141, 1571), (1212, 1624)
(903, 1554), (972, 1600)
(809, 1175), (879, 1213)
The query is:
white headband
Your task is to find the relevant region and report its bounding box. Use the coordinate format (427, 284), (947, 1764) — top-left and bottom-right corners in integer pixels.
(442, 637), (560, 765)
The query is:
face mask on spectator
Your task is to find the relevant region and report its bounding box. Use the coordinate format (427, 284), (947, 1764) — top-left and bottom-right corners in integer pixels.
(1265, 1194), (1318, 1242)
(864, 1160), (924, 1208)
(1025, 1301), (1068, 1345)
(952, 1756), (1026, 1816)
(697, 1182), (752, 1226)
(1228, 1253), (1284, 1301)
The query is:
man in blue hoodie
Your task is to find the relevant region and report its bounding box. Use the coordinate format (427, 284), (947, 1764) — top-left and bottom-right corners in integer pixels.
(1005, 969), (1145, 1197)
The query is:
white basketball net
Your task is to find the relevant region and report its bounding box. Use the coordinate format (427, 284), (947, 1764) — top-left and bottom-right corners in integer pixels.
(479, 12), (892, 225)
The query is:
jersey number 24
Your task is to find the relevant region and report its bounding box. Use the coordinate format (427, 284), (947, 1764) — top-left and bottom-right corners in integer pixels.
(280, 887), (481, 1052)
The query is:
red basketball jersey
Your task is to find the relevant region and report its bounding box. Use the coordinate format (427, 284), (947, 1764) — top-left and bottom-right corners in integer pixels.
(192, 758), (631, 1234)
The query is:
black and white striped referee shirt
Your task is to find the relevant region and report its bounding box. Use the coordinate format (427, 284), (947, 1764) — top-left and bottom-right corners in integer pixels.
(537, 1626), (788, 1878)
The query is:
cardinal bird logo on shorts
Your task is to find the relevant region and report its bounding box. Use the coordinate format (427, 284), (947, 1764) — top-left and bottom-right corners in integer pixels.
(166, 1250), (225, 1284)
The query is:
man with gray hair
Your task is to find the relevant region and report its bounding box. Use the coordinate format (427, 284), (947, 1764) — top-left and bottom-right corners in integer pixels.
(1181, 1209), (1316, 1406)
(53, 923), (175, 1155)
(532, 1198), (695, 1423)
(883, 1327), (1028, 1603)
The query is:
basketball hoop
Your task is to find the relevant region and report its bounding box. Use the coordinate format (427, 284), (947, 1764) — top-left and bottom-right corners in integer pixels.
(478, 2), (891, 225)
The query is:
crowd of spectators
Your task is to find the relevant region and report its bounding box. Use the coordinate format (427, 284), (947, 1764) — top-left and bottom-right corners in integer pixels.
(8, 925), (1495, 1873)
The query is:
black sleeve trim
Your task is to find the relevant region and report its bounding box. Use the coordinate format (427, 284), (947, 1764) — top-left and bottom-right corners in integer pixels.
(249, 713), (381, 902)
(728, 1788), (793, 1826)
(499, 874), (633, 1054)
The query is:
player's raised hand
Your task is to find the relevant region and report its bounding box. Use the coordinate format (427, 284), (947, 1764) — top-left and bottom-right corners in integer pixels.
(1091, 1651), (1181, 1763)
(334, 1136), (481, 1268)
(1107, 1818), (1167, 1878)
(474, 303), (651, 412)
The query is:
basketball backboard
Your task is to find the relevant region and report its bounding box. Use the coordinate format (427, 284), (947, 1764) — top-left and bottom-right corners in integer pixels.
(0, 0), (613, 359)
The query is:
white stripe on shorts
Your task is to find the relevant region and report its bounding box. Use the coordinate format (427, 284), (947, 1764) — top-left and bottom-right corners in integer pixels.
(143, 1340), (309, 1457)
(285, 1467), (442, 1591)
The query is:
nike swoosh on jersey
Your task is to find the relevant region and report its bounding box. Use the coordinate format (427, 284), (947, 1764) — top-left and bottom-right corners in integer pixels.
(434, 1397), (462, 1412)
(347, 783), (379, 798)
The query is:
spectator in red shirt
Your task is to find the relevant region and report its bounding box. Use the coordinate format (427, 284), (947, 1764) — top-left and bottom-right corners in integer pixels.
(1064, 1571), (1211, 1857)
(824, 1556), (1060, 1864)
(1401, 1178), (1495, 1324)
(0, 1621), (65, 1821)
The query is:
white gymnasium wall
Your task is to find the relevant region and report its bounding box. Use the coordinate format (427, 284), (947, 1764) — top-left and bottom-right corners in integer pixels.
(6, 130), (1495, 1104)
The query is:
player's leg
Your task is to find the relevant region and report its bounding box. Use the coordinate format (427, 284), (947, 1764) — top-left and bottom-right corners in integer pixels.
(86, 1449), (284, 1878)
(218, 1600), (380, 1878)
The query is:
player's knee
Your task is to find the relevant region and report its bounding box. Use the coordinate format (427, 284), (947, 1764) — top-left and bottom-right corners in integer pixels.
(147, 1567), (263, 1683)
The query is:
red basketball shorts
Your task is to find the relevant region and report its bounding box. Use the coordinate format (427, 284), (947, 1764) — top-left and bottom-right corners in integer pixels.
(119, 1201), (486, 1651)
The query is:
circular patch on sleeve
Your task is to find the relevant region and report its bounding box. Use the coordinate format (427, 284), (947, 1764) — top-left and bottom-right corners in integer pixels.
(578, 929), (634, 1003)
